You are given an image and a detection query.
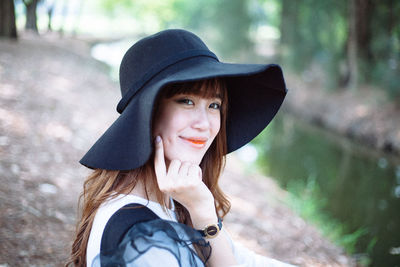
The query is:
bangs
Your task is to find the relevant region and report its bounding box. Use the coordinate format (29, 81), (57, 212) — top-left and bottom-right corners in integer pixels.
(161, 78), (226, 100)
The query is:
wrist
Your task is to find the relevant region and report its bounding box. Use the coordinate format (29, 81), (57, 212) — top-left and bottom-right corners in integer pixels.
(186, 201), (216, 224)
(188, 205), (217, 227)
(191, 213), (218, 229)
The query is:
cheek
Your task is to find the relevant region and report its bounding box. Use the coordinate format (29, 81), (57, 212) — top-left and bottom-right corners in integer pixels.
(154, 105), (174, 135)
(154, 114), (181, 143)
(210, 115), (221, 138)
(155, 122), (173, 143)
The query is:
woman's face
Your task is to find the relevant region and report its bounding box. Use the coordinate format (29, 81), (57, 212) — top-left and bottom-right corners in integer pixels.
(153, 93), (222, 165)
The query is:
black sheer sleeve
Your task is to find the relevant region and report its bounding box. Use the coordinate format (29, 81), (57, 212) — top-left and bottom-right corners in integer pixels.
(93, 204), (211, 267)
(100, 203), (159, 255)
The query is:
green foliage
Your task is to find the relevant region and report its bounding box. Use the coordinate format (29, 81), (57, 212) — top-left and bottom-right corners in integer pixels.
(279, 0), (348, 88)
(256, 0), (281, 29)
(279, 0), (400, 98)
(208, 0), (253, 59)
(285, 173), (372, 262)
(96, 0), (181, 26)
(94, 0), (253, 59)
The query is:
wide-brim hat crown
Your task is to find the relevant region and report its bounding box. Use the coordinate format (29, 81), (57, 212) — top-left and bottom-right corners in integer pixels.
(80, 29), (287, 170)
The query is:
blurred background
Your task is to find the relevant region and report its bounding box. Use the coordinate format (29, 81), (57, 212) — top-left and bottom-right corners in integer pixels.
(1, 0), (399, 266)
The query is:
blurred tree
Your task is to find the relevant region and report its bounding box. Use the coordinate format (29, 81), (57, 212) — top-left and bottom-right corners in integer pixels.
(22, 0), (41, 33)
(211, 0), (253, 59)
(347, 0), (373, 90)
(44, 0), (55, 32)
(278, 0), (399, 98)
(58, 0), (69, 36)
(279, 0), (300, 51)
(97, 0), (179, 26)
(0, 0), (18, 38)
(367, 0), (400, 100)
(96, 0), (252, 59)
(279, 0), (348, 89)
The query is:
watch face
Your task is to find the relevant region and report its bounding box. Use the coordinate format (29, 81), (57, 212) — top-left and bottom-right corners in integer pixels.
(206, 225), (218, 236)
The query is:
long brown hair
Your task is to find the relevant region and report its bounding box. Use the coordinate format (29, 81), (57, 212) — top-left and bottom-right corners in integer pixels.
(68, 78), (231, 266)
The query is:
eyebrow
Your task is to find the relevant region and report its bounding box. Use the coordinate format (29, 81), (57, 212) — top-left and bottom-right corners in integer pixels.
(208, 96), (222, 102)
(176, 93), (222, 100)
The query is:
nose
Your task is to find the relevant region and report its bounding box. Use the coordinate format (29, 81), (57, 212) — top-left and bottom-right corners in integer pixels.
(192, 107), (210, 131)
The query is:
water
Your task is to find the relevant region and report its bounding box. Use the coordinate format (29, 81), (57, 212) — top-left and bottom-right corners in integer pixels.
(254, 113), (400, 266)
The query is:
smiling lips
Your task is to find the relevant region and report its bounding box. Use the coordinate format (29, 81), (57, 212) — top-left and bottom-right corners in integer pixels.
(187, 139), (206, 145)
(181, 137), (207, 147)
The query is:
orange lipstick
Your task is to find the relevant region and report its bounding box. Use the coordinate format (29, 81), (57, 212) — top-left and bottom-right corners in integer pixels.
(187, 139), (206, 145)
(181, 136), (208, 147)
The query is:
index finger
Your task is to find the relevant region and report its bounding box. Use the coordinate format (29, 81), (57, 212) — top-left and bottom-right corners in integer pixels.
(154, 136), (167, 180)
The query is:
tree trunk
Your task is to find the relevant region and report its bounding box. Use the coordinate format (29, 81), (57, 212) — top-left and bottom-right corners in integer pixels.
(347, 0), (358, 90)
(47, 5), (54, 32)
(355, 0), (372, 62)
(387, 0), (395, 36)
(347, 0), (373, 89)
(0, 0), (18, 38)
(24, 0), (40, 33)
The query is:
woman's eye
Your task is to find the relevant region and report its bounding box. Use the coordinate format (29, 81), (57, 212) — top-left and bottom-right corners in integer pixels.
(177, 98), (194, 105)
(209, 103), (221, 110)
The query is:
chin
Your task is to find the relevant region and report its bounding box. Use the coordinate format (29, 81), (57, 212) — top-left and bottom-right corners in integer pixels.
(166, 152), (203, 165)
(177, 157), (202, 165)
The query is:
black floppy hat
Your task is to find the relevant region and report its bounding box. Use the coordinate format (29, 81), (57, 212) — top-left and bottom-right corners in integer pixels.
(80, 29), (287, 170)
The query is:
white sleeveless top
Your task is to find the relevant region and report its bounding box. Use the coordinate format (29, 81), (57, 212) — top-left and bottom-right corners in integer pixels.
(86, 194), (177, 266)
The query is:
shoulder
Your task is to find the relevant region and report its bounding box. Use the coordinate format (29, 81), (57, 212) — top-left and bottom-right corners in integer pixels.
(87, 195), (167, 265)
(101, 203), (160, 253)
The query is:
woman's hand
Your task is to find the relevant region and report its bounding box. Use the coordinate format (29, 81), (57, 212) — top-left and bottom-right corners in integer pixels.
(154, 136), (238, 266)
(154, 136), (217, 227)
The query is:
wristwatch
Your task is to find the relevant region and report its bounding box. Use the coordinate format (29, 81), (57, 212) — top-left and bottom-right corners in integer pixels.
(197, 218), (223, 238)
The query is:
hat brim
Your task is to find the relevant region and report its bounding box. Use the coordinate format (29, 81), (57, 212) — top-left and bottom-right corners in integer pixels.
(80, 56), (286, 170)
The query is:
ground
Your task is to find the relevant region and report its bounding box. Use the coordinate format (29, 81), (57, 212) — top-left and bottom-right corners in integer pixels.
(0, 33), (362, 266)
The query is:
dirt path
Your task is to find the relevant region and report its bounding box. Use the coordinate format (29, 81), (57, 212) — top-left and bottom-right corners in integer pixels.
(0, 34), (354, 266)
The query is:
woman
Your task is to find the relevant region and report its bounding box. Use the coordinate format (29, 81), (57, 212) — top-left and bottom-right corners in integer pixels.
(69, 29), (292, 267)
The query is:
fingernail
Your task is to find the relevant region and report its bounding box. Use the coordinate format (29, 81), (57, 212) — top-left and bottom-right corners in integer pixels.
(155, 136), (161, 143)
